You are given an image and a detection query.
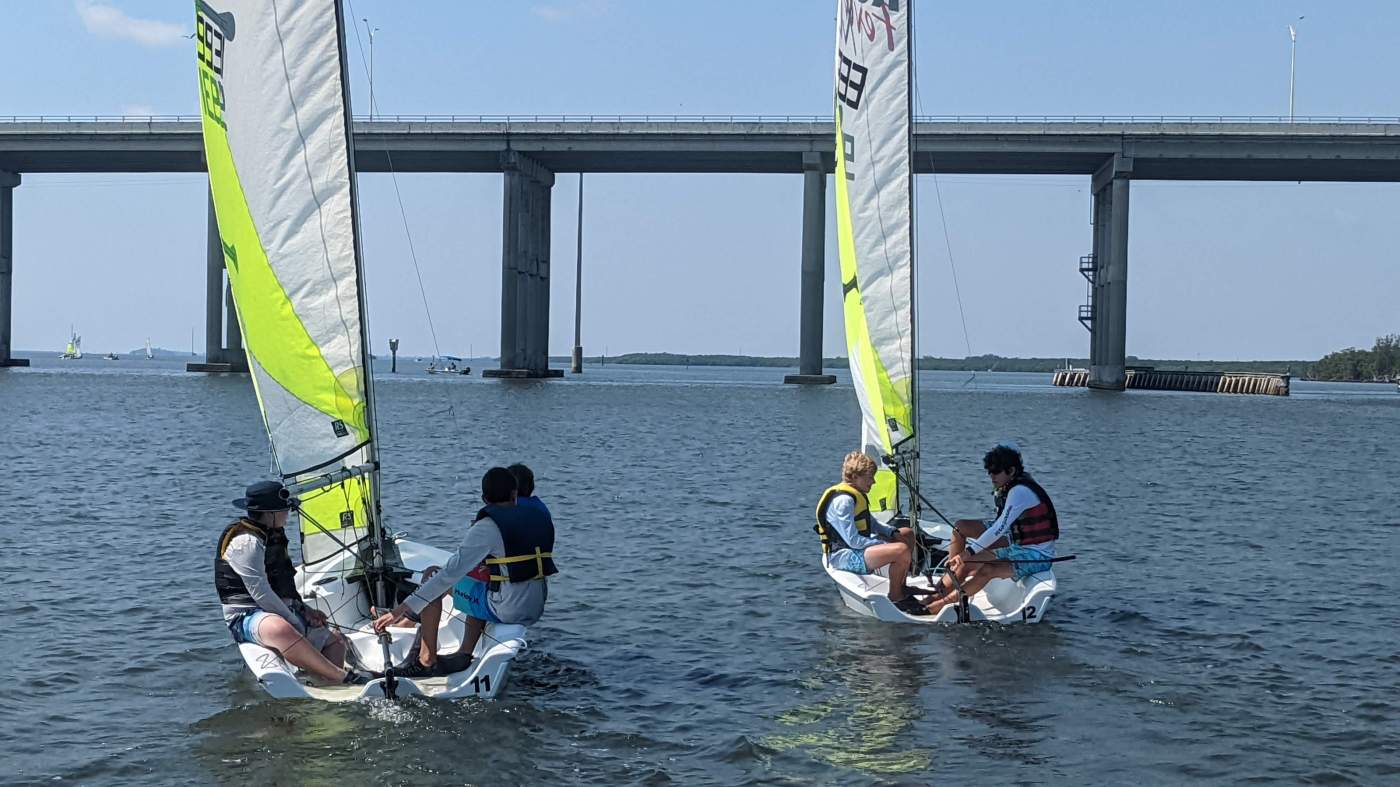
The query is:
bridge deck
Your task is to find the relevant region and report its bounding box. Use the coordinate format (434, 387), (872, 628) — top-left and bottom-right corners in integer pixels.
(3, 119), (1400, 180)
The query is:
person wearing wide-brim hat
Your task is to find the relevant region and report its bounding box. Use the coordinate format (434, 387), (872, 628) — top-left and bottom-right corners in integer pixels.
(215, 480), (372, 685)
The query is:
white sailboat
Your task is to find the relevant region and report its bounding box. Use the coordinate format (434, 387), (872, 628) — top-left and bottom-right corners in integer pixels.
(145, 337), (154, 360)
(197, 0), (528, 699)
(60, 328), (82, 359)
(821, 0), (1054, 625)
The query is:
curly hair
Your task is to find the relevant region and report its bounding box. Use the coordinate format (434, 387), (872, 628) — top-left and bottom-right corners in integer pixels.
(982, 445), (1024, 476)
(841, 450), (877, 483)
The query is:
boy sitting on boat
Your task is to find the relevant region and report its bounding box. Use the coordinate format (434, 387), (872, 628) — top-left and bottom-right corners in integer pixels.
(216, 481), (372, 685)
(919, 444), (1058, 615)
(816, 451), (928, 616)
(373, 466), (556, 677)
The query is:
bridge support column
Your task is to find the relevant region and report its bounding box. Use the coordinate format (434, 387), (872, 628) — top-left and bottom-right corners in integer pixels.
(189, 188), (246, 372)
(0, 171), (27, 367)
(786, 153), (835, 385)
(486, 151), (562, 379)
(1088, 155), (1132, 390)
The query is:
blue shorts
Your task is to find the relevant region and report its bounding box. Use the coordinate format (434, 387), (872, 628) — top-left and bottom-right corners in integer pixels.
(227, 609), (332, 649)
(451, 577), (502, 624)
(228, 609), (272, 644)
(994, 545), (1053, 581)
(828, 548), (868, 574)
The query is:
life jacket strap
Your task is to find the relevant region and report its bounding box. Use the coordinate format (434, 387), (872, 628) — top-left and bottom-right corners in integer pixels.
(485, 547), (553, 582)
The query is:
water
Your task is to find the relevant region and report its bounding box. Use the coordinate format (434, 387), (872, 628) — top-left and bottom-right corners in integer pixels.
(2, 359), (1397, 785)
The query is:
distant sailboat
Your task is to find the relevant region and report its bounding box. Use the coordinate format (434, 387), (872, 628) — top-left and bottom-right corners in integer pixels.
(60, 328), (83, 360)
(145, 337), (154, 360)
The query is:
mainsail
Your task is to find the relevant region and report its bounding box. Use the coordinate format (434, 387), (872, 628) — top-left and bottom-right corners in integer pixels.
(195, 0), (381, 567)
(833, 0), (917, 514)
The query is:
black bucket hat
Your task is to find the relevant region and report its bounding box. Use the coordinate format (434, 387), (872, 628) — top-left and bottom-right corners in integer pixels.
(232, 480), (297, 512)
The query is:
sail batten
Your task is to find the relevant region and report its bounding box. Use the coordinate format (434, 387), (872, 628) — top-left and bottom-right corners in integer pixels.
(834, 0), (916, 513)
(196, 0), (377, 564)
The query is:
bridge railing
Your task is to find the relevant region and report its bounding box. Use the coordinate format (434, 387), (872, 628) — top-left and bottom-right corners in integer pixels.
(4, 113), (1400, 124)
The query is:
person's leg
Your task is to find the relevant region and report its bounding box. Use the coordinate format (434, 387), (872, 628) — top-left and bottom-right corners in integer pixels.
(255, 615), (349, 682)
(925, 561), (1014, 614)
(454, 616), (487, 658)
(414, 596), (445, 667)
(319, 629), (347, 668)
(862, 541), (912, 600)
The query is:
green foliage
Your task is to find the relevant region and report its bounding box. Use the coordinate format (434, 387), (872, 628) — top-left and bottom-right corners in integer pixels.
(1311, 334), (1400, 381)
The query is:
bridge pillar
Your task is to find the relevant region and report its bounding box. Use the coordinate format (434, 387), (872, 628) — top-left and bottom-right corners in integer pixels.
(786, 153), (835, 385)
(1088, 155), (1132, 390)
(486, 151), (562, 379)
(0, 171), (27, 367)
(189, 188), (246, 372)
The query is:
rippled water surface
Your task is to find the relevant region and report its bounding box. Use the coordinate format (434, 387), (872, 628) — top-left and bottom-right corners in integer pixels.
(2, 360), (1397, 785)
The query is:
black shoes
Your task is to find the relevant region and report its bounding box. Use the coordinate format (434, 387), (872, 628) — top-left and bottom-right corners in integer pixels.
(342, 669), (376, 685)
(894, 595), (932, 616)
(434, 652), (474, 676)
(392, 651), (474, 678)
(394, 655), (435, 678)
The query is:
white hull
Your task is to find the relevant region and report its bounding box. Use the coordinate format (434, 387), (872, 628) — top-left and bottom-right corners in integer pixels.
(823, 521), (1056, 625)
(234, 538), (527, 701)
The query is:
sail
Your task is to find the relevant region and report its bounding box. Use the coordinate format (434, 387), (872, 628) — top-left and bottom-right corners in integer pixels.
(195, 0), (377, 565)
(833, 0), (916, 513)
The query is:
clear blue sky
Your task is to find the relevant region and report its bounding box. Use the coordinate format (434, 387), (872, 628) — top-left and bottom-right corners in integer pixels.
(2, 1), (1395, 360)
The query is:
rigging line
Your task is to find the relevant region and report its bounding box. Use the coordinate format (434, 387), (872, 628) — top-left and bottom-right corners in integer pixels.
(910, 50), (975, 370)
(343, 0), (443, 362)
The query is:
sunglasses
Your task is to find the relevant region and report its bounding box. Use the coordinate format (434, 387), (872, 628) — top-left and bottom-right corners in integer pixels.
(986, 468), (1006, 476)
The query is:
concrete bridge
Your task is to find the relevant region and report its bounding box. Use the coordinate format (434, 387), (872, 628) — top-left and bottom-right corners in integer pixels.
(4, 115), (1400, 385)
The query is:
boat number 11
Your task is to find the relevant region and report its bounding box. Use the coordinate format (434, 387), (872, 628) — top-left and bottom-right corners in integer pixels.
(470, 674), (491, 694)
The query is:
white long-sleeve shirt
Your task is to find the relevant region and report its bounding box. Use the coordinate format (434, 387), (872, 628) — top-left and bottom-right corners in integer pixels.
(968, 484), (1055, 557)
(219, 532), (304, 631)
(403, 515), (549, 625)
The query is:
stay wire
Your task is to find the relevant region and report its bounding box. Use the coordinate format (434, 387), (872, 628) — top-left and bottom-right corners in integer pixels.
(911, 44), (976, 384)
(343, 0), (444, 364)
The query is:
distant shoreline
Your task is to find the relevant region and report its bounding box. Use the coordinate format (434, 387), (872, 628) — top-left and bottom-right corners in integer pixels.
(563, 352), (1310, 375)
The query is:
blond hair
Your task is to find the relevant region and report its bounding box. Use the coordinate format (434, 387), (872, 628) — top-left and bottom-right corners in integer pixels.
(841, 451), (877, 483)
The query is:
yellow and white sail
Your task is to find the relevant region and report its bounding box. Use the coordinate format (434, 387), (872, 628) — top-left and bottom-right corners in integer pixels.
(833, 0), (916, 513)
(195, 0), (376, 564)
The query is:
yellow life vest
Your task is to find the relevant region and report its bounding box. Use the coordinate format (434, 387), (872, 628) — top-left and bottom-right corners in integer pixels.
(813, 483), (872, 555)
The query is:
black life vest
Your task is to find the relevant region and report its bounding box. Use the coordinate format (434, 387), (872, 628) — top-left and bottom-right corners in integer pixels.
(214, 518), (300, 606)
(996, 473), (1059, 547)
(473, 503), (557, 588)
(814, 483), (873, 555)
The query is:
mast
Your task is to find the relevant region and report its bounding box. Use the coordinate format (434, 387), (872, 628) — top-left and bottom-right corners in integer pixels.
(905, 0), (920, 520)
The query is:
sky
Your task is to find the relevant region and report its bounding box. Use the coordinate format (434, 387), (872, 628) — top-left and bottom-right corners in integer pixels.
(2, 0), (1397, 360)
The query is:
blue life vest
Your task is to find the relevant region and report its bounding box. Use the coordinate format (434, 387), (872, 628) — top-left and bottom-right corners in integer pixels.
(474, 503), (557, 588)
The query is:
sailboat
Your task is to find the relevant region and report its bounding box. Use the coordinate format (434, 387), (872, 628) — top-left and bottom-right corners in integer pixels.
(820, 0), (1054, 625)
(60, 328), (82, 359)
(145, 337), (154, 360)
(197, 0), (527, 699)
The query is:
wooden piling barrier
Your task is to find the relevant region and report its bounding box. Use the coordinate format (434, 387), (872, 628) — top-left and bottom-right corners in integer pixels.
(1052, 367), (1288, 396)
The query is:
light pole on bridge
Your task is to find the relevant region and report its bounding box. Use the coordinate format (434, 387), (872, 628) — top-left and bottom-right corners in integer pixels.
(1288, 16), (1303, 122)
(362, 18), (380, 120)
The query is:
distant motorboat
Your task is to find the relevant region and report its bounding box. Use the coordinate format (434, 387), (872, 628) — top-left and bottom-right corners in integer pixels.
(426, 355), (471, 375)
(103, 352), (120, 361)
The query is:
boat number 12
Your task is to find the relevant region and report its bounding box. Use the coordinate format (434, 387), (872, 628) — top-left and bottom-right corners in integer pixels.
(470, 674), (491, 694)
(1021, 605), (1037, 622)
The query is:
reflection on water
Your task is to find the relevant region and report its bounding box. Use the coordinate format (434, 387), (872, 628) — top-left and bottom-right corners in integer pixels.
(766, 618), (932, 776)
